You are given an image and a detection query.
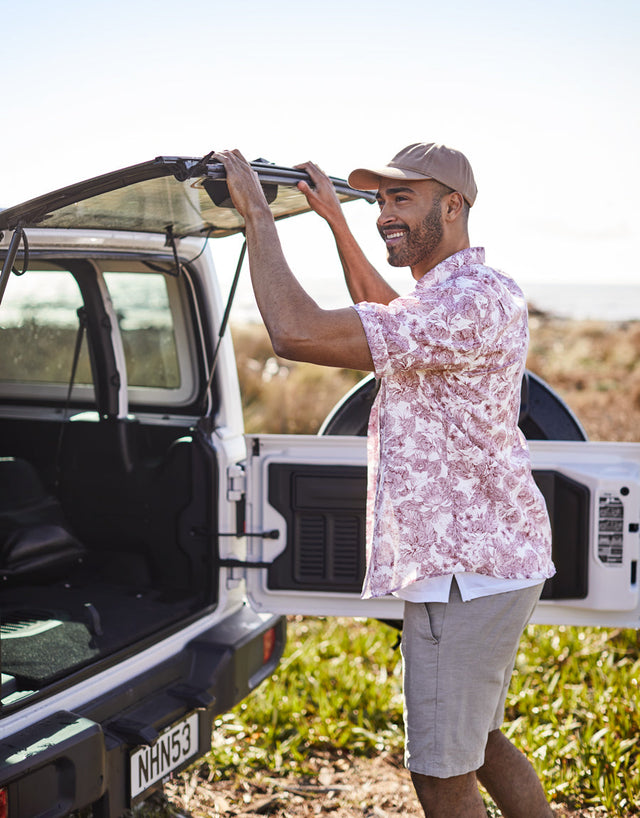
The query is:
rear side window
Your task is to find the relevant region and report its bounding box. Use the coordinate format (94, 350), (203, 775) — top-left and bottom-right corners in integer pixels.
(0, 270), (92, 385)
(0, 258), (198, 410)
(103, 272), (180, 389)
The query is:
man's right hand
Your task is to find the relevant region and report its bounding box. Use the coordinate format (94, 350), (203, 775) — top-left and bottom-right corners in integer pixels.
(295, 161), (348, 228)
(212, 149), (272, 221)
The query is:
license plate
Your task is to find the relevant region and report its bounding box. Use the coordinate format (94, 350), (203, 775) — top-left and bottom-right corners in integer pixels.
(130, 712), (199, 799)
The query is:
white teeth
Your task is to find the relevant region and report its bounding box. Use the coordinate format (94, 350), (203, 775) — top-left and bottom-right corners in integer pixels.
(386, 231), (405, 240)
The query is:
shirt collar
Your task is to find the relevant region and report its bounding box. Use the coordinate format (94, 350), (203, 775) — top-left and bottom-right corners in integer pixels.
(418, 247), (486, 288)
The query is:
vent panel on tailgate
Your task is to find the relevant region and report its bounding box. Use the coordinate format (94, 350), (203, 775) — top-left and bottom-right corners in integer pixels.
(265, 463), (591, 600)
(268, 465), (366, 592)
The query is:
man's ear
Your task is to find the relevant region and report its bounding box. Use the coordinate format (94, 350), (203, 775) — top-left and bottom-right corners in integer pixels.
(443, 191), (465, 222)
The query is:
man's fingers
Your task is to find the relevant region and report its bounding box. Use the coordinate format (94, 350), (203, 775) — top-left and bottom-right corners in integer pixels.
(213, 148), (246, 159)
(212, 149), (235, 163)
(213, 150), (262, 189)
(295, 161), (329, 185)
(212, 149), (251, 172)
(208, 149), (271, 218)
(295, 161), (319, 172)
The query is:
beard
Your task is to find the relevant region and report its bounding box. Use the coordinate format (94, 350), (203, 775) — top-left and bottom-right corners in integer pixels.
(382, 201), (444, 269)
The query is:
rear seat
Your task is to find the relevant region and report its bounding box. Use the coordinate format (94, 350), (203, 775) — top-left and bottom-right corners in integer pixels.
(0, 457), (85, 583)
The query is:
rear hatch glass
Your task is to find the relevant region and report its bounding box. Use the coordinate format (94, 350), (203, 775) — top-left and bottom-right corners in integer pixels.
(0, 156), (375, 238)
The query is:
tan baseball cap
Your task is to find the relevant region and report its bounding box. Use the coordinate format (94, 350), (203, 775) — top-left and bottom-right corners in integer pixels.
(348, 142), (478, 206)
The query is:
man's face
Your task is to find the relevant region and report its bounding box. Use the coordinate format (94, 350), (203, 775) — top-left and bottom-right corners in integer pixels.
(375, 179), (445, 276)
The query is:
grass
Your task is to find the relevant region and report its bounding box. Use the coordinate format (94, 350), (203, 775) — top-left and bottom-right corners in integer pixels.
(508, 626), (640, 813)
(525, 314), (640, 442)
(206, 617), (404, 779)
(231, 324), (367, 435)
(170, 619), (640, 816)
(232, 316), (640, 440)
(152, 317), (640, 816)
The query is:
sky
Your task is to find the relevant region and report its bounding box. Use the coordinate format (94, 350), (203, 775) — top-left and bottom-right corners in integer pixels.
(2, 0), (639, 318)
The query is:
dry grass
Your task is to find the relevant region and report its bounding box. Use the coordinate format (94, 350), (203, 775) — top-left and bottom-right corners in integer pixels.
(231, 325), (367, 435)
(232, 316), (640, 441)
(527, 314), (640, 441)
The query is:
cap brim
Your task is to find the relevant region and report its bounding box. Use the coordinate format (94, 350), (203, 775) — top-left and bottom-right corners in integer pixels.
(348, 166), (434, 191)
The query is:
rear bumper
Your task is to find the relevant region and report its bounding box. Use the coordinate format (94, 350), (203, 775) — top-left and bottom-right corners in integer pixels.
(0, 605), (286, 818)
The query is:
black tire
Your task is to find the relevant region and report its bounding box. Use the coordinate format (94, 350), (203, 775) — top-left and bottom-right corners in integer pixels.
(319, 370), (587, 442)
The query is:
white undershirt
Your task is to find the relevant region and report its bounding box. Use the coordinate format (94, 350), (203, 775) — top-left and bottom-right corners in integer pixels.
(393, 573), (543, 603)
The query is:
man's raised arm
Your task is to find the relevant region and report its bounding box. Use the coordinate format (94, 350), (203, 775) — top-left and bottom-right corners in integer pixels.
(212, 150), (374, 372)
(295, 161), (398, 306)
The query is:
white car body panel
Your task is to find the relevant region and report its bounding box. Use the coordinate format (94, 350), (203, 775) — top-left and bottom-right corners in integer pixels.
(245, 435), (640, 628)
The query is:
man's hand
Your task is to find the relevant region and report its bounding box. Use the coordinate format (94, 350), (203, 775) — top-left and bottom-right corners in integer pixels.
(295, 161), (348, 228)
(212, 150), (272, 220)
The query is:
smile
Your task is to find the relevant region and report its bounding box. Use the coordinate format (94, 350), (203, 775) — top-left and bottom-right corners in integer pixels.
(383, 229), (407, 245)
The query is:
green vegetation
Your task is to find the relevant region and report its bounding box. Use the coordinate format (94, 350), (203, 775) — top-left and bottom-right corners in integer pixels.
(509, 625), (639, 813)
(207, 617), (404, 777)
(172, 618), (640, 815)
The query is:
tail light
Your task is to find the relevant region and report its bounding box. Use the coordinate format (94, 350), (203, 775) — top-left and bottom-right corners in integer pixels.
(262, 627), (277, 664)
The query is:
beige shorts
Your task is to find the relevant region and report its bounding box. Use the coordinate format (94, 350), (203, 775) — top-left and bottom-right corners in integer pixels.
(401, 578), (543, 778)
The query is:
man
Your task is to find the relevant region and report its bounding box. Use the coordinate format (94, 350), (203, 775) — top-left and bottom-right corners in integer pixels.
(213, 143), (555, 818)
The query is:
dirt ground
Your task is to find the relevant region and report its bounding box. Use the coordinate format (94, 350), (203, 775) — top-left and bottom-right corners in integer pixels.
(155, 754), (607, 817)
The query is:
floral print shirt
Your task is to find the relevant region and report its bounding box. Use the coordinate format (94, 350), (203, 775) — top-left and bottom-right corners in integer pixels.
(354, 247), (554, 599)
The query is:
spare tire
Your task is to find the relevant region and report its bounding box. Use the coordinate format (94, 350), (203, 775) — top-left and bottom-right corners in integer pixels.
(319, 370), (587, 442)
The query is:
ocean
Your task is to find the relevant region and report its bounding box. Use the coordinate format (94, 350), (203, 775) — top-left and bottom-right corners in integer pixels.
(519, 282), (640, 323)
(6, 251), (633, 328)
(223, 276), (640, 326)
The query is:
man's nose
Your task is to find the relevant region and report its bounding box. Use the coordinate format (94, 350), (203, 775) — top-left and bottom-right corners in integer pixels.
(377, 202), (396, 226)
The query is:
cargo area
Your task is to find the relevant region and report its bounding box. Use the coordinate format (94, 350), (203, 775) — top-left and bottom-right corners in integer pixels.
(0, 243), (222, 710)
(0, 413), (218, 707)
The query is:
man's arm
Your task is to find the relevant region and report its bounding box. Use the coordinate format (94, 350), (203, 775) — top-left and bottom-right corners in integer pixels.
(295, 161), (399, 306)
(212, 150), (374, 371)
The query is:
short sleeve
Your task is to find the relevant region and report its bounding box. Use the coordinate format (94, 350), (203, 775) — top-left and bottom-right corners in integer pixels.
(353, 274), (519, 377)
